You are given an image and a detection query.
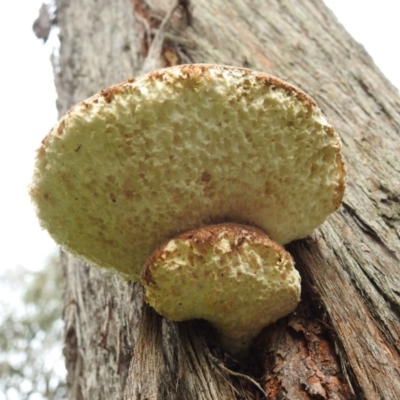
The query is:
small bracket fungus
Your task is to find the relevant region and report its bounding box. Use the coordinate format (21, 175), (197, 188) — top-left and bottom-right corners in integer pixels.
(30, 64), (345, 354)
(142, 223), (300, 355)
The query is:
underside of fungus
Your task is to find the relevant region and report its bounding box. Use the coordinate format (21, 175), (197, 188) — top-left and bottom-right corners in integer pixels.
(30, 64), (345, 281)
(141, 223), (301, 355)
(30, 64), (345, 353)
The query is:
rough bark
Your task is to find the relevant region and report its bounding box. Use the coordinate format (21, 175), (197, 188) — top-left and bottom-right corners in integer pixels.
(52, 0), (400, 399)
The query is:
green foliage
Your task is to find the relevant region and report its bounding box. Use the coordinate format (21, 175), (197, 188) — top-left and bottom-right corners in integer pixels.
(0, 251), (66, 400)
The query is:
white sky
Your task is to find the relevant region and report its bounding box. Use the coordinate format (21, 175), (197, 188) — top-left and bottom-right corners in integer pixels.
(0, 1), (399, 280)
(324, 0), (400, 90)
(0, 0), (58, 277)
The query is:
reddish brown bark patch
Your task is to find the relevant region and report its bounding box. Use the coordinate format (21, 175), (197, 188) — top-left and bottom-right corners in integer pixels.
(261, 300), (356, 400)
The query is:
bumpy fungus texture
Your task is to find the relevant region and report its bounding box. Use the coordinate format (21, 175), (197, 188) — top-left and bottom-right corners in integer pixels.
(142, 223), (301, 355)
(30, 64), (345, 280)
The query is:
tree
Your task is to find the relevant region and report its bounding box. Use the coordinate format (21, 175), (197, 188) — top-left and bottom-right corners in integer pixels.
(0, 253), (66, 399)
(50, 0), (400, 398)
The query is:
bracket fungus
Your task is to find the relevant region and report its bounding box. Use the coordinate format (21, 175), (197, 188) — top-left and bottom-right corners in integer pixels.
(30, 64), (345, 354)
(142, 223), (300, 355)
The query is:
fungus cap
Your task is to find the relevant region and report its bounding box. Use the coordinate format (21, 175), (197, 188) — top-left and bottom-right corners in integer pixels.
(141, 223), (301, 354)
(30, 64), (345, 280)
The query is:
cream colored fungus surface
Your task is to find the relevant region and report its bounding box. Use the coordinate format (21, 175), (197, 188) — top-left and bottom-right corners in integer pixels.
(30, 64), (345, 279)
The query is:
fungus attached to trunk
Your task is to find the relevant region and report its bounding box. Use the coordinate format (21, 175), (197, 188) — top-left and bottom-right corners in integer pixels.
(30, 64), (345, 353)
(142, 223), (300, 355)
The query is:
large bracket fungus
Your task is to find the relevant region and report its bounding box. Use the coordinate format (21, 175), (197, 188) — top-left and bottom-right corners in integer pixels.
(30, 64), (345, 354)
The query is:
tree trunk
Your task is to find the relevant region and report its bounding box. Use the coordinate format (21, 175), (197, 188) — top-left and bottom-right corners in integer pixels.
(54, 0), (400, 399)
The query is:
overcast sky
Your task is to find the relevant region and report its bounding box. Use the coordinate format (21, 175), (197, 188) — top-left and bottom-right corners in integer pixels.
(0, 1), (399, 281)
(0, 0), (58, 279)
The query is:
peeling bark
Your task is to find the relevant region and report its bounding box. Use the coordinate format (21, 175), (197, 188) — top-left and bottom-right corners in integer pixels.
(53, 0), (400, 398)
(261, 292), (355, 399)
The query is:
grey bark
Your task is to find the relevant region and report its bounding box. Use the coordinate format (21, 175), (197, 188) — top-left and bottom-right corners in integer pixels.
(52, 0), (400, 399)
(32, 3), (52, 42)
